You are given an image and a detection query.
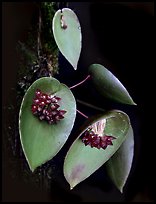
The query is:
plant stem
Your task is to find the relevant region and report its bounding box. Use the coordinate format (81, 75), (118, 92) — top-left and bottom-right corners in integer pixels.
(77, 109), (88, 119)
(70, 75), (91, 89)
(77, 99), (105, 112)
(37, 5), (42, 57)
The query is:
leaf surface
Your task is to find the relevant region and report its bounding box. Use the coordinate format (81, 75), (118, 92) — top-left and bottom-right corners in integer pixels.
(19, 77), (76, 171)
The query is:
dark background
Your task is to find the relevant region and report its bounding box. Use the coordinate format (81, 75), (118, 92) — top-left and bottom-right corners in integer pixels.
(2, 2), (154, 202)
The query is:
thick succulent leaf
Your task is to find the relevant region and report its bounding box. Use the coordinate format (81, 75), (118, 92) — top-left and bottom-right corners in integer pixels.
(89, 64), (136, 105)
(63, 110), (131, 189)
(19, 77), (76, 172)
(52, 8), (82, 70)
(106, 125), (134, 193)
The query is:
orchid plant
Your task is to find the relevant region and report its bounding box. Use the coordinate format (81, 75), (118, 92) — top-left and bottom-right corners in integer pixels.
(19, 7), (136, 193)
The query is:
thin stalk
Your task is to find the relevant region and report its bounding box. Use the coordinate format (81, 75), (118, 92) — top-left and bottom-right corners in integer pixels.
(77, 99), (105, 112)
(70, 75), (91, 89)
(37, 6), (42, 57)
(77, 109), (88, 119)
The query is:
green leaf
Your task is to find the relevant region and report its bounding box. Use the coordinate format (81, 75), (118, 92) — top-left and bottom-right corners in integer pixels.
(106, 125), (134, 193)
(19, 77), (76, 172)
(52, 8), (82, 70)
(63, 110), (131, 189)
(89, 64), (136, 105)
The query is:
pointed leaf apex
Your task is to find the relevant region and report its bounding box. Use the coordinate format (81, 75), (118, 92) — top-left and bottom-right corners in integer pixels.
(19, 77), (76, 171)
(106, 125), (134, 194)
(89, 64), (136, 105)
(64, 110), (131, 189)
(30, 166), (35, 173)
(120, 188), (123, 193)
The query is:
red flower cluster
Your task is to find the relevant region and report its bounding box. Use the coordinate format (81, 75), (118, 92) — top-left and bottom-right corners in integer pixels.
(82, 129), (116, 150)
(31, 89), (66, 124)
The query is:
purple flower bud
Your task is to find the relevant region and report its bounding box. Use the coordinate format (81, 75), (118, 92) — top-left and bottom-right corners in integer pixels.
(34, 99), (40, 104)
(39, 115), (45, 120)
(54, 96), (61, 101)
(52, 110), (58, 116)
(50, 104), (60, 110)
(35, 89), (42, 97)
(42, 109), (46, 115)
(48, 120), (54, 124)
(37, 106), (42, 112)
(58, 115), (64, 120)
(46, 100), (51, 104)
(59, 110), (67, 116)
(31, 105), (37, 113)
(81, 128), (116, 150)
(40, 101), (45, 106)
(55, 115), (60, 121)
(51, 97), (58, 103)
(46, 116), (50, 121)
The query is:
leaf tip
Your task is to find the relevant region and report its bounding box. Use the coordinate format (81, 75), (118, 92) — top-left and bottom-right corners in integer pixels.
(129, 98), (137, 106)
(29, 165), (35, 173)
(119, 187), (124, 194)
(70, 182), (77, 190)
(28, 161), (37, 173)
(124, 97), (137, 105)
(73, 66), (77, 70)
(31, 168), (35, 173)
(72, 60), (78, 70)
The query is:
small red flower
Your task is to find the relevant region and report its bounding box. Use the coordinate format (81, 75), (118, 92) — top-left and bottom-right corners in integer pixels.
(82, 125), (116, 150)
(31, 105), (37, 113)
(31, 89), (67, 124)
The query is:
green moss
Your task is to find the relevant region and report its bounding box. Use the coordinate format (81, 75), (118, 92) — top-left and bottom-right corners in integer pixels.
(17, 2), (59, 95)
(41, 2), (58, 54)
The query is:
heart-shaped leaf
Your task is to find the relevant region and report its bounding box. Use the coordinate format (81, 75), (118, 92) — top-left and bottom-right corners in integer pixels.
(89, 64), (136, 105)
(106, 125), (134, 193)
(19, 77), (76, 172)
(63, 110), (131, 189)
(52, 8), (82, 70)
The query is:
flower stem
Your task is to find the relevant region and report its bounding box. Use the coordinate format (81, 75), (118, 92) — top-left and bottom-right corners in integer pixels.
(70, 75), (91, 89)
(77, 99), (105, 112)
(77, 109), (88, 119)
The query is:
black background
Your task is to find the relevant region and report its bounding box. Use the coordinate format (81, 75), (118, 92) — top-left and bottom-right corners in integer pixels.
(2, 2), (154, 202)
